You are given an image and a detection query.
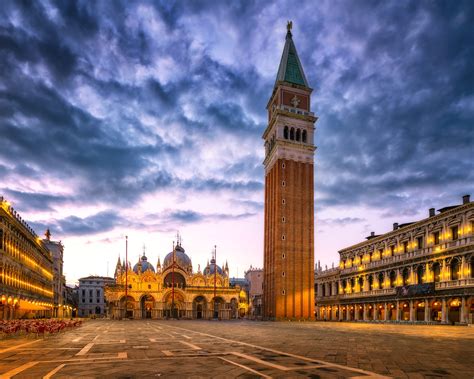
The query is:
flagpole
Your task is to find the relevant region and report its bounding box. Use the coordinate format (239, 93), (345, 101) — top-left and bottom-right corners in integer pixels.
(125, 235), (128, 318)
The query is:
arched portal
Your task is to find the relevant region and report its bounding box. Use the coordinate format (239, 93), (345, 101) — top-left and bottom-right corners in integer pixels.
(415, 300), (425, 321)
(163, 272), (186, 289)
(141, 294), (155, 319)
(448, 298), (461, 323)
(163, 290), (185, 319)
(193, 296), (207, 319)
(450, 259), (460, 281)
(211, 296), (225, 319)
(401, 301), (410, 321)
(431, 300), (442, 322)
(120, 295), (135, 319)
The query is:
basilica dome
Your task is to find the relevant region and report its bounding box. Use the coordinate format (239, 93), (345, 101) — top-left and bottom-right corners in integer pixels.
(133, 254), (155, 274)
(163, 244), (192, 271)
(203, 259), (225, 276)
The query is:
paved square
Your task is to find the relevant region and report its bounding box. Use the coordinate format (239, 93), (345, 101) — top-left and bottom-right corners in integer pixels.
(0, 320), (472, 378)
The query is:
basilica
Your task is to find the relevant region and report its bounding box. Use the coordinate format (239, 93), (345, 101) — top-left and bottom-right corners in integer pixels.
(105, 240), (246, 319)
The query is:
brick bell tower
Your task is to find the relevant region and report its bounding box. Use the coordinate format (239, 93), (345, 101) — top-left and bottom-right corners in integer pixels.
(263, 22), (317, 320)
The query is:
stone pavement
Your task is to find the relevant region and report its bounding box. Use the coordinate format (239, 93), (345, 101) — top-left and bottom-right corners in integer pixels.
(0, 320), (472, 378)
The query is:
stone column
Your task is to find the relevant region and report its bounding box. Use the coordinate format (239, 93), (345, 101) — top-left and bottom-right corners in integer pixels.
(355, 305), (359, 321)
(461, 297), (466, 324)
(338, 305), (343, 321)
(424, 300), (431, 322)
(346, 307), (351, 321)
(363, 304), (367, 321)
(409, 300), (414, 322)
(441, 260), (447, 282)
(426, 262), (431, 282)
(373, 305), (378, 321)
(441, 298), (447, 323)
(384, 302), (389, 321)
(460, 257), (466, 280)
(396, 301), (400, 321)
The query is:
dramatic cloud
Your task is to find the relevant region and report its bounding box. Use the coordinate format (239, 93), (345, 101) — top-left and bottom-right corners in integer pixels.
(0, 0), (472, 280)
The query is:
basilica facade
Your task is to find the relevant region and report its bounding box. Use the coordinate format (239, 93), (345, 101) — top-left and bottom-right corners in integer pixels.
(105, 242), (245, 320)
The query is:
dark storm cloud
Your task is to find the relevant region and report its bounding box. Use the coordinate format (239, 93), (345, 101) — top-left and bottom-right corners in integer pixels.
(30, 211), (124, 237)
(0, 0), (473, 235)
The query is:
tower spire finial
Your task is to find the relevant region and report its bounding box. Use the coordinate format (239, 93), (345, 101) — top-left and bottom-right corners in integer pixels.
(286, 20), (293, 38)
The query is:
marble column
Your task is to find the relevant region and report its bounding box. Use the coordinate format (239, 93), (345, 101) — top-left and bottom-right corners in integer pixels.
(409, 300), (414, 322)
(346, 307), (351, 321)
(461, 297), (466, 324)
(373, 305), (378, 321)
(355, 305), (359, 321)
(396, 301), (400, 321)
(363, 304), (367, 321)
(338, 305), (343, 321)
(424, 300), (431, 322)
(384, 303), (389, 321)
(441, 298), (447, 323)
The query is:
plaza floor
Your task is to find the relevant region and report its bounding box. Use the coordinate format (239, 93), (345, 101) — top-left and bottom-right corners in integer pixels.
(0, 320), (472, 378)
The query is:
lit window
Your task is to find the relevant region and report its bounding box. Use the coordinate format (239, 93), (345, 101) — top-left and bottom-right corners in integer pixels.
(403, 241), (408, 253)
(417, 236), (423, 249)
(433, 231), (440, 245)
(451, 226), (459, 240)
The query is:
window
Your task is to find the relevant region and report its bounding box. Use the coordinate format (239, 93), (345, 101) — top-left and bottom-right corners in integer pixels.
(290, 128), (295, 140)
(282, 217), (286, 223)
(282, 272), (285, 277)
(417, 236), (423, 250)
(378, 249), (383, 258)
(282, 199), (286, 205)
(433, 262), (441, 282)
(0, 229), (3, 250)
(403, 241), (408, 253)
(89, 299), (92, 303)
(96, 290), (100, 298)
(148, 284), (151, 289)
(389, 271), (396, 288)
(390, 245), (395, 256)
(282, 289), (286, 295)
(283, 126), (289, 139)
(282, 253), (285, 259)
(402, 268), (409, 286)
(450, 259), (459, 280)
(82, 289), (85, 296)
(451, 226), (459, 240)
(282, 162), (286, 169)
(302, 130), (307, 143)
(417, 266), (423, 284)
(282, 235), (286, 240)
(282, 181), (286, 187)
(378, 273), (384, 289)
(89, 290), (93, 297)
(369, 252), (373, 262)
(97, 299), (100, 303)
(82, 298), (85, 303)
(296, 129), (301, 142)
(433, 231), (440, 245)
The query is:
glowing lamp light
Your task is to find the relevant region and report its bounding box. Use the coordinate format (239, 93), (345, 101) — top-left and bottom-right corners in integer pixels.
(379, 305), (383, 309)
(390, 304), (395, 308)
(403, 304), (407, 308)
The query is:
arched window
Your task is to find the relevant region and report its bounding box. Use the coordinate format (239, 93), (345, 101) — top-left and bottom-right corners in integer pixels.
(350, 278), (355, 291)
(390, 271), (397, 288)
(368, 275), (373, 291)
(302, 130), (307, 143)
(402, 268), (409, 286)
(284, 126), (289, 139)
(417, 265), (424, 284)
(433, 262), (441, 282)
(342, 279), (347, 292)
(378, 272), (384, 289)
(450, 259), (460, 280)
(296, 129), (301, 142)
(290, 128), (295, 140)
(471, 257), (474, 279)
(358, 276), (364, 290)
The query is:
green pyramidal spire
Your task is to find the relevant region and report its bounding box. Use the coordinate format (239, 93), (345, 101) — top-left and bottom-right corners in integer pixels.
(275, 22), (309, 88)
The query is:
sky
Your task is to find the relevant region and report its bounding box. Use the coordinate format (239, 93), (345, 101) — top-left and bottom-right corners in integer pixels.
(1, 1), (473, 284)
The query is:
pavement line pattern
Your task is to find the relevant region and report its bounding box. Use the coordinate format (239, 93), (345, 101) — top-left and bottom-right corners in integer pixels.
(163, 323), (390, 378)
(0, 361), (38, 379)
(218, 356), (272, 379)
(231, 351), (289, 371)
(72, 337), (83, 342)
(0, 340), (40, 354)
(75, 342), (94, 356)
(43, 363), (65, 379)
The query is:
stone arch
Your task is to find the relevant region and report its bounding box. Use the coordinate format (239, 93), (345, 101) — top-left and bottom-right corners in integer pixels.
(389, 270), (397, 288)
(448, 297), (462, 323)
(140, 294), (155, 319)
(290, 127), (295, 140)
(296, 128), (301, 142)
(192, 295), (207, 319)
(377, 272), (384, 289)
(450, 257), (461, 280)
(302, 129), (307, 143)
(284, 126), (289, 139)
(433, 261), (441, 282)
(402, 267), (410, 286)
(416, 265), (424, 284)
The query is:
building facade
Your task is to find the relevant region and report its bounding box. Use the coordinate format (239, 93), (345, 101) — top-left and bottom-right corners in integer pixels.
(245, 267), (263, 318)
(77, 276), (115, 317)
(43, 230), (70, 318)
(105, 242), (242, 319)
(0, 197), (54, 319)
(263, 22), (317, 319)
(315, 195), (474, 324)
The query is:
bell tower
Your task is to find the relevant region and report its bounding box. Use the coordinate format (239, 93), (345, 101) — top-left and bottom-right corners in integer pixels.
(263, 22), (317, 319)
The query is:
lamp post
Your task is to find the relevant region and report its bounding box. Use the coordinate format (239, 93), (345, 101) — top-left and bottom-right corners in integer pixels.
(125, 235), (128, 319)
(214, 245), (217, 319)
(172, 241), (175, 318)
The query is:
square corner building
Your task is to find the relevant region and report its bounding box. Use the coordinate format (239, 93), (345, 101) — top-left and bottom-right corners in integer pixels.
(263, 23), (317, 320)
